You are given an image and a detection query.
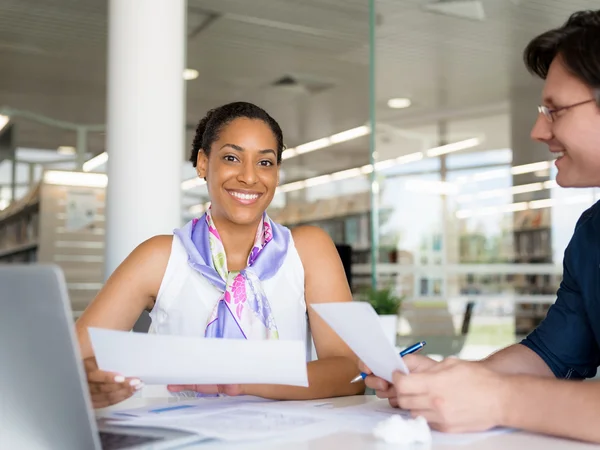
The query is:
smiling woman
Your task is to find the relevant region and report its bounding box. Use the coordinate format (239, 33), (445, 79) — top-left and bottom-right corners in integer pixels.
(74, 101), (364, 408)
(191, 102), (282, 232)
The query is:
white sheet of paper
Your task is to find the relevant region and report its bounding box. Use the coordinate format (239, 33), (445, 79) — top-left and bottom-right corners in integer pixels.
(89, 328), (308, 386)
(109, 396), (274, 420)
(109, 408), (333, 442)
(311, 302), (408, 382)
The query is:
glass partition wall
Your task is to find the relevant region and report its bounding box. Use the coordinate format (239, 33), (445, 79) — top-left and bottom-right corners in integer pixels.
(367, 0), (600, 358)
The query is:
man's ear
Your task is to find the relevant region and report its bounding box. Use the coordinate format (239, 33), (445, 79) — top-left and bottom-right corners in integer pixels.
(196, 150), (208, 180)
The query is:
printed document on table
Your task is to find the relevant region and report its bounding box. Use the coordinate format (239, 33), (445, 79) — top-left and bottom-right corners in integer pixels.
(109, 407), (335, 442)
(89, 328), (308, 386)
(108, 396), (275, 420)
(311, 302), (408, 382)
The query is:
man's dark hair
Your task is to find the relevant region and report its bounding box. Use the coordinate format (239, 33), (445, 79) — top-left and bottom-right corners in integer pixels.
(189, 101), (284, 167)
(524, 9), (600, 103)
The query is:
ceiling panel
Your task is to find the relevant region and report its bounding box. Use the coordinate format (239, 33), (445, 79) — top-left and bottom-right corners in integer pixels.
(0, 0), (598, 186)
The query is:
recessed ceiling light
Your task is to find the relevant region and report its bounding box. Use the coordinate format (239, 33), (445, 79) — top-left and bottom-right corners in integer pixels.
(57, 146), (76, 155)
(183, 68), (199, 81)
(387, 98), (412, 109)
(0, 114), (9, 132)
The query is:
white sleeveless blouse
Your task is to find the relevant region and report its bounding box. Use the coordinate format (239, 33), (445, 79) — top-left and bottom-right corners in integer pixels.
(148, 234), (314, 358)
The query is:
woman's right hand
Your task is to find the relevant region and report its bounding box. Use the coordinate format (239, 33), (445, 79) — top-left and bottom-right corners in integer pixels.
(84, 356), (143, 408)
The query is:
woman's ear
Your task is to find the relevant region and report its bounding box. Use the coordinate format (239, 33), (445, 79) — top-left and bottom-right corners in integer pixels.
(196, 150), (208, 180)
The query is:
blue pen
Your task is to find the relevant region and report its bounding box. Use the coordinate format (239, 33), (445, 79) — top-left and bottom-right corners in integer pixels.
(350, 341), (426, 383)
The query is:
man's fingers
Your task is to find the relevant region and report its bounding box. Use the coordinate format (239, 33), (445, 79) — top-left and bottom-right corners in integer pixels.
(403, 354), (438, 373)
(364, 375), (390, 391)
(357, 360), (372, 374)
(397, 394), (433, 411)
(393, 371), (431, 395)
(375, 387), (396, 399)
(409, 409), (440, 425)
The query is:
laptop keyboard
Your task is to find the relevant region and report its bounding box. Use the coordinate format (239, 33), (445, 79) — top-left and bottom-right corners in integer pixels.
(99, 431), (164, 450)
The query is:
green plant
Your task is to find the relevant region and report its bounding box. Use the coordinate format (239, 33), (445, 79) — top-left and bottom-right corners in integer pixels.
(361, 286), (403, 315)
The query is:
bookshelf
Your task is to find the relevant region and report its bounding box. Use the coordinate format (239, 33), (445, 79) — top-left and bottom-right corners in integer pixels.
(268, 191), (375, 290)
(0, 184), (40, 263)
(0, 170), (107, 316)
(512, 209), (554, 335)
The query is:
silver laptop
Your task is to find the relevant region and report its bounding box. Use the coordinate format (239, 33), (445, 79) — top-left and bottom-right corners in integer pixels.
(0, 264), (200, 450)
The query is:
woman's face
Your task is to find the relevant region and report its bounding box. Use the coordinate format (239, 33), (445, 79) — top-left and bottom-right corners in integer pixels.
(196, 117), (279, 226)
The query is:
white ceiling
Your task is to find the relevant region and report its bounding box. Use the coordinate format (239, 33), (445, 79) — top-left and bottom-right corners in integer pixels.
(0, 0), (598, 186)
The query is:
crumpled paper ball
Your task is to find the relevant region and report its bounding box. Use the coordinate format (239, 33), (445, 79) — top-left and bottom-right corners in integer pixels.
(373, 415), (432, 445)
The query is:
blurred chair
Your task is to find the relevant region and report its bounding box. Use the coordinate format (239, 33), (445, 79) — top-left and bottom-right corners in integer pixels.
(396, 301), (474, 357)
(335, 243), (352, 289)
(133, 310), (152, 333)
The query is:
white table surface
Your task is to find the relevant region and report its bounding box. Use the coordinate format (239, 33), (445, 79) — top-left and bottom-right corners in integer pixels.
(98, 395), (600, 450)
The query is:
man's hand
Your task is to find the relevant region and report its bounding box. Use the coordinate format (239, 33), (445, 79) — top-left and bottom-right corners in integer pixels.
(393, 358), (507, 433)
(359, 354), (438, 407)
(167, 384), (245, 396)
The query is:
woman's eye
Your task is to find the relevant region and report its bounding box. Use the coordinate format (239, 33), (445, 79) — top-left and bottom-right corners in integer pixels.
(259, 160), (274, 167)
(224, 155), (238, 162)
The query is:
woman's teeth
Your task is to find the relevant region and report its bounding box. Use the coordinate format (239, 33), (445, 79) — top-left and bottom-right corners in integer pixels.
(230, 191), (259, 200)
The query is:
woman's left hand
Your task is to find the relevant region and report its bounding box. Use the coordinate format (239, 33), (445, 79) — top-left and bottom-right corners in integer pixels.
(167, 384), (245, 396)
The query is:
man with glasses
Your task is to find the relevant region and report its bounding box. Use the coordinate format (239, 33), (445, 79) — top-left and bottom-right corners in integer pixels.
(361, 9), (600, 442)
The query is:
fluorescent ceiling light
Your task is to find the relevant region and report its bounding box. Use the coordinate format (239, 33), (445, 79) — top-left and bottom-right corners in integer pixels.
(276, 141), (473, 195)
(426, 138), (480, 157)
(329, 126), (370, 144)
(394, 152), (424, 165)
(183, 68), (199, 80)
(405, 179), (458, 196)
(387, 98), (412, 109)
(457, 181), (556, 203)
(89, 124), (371, 173)
(181, 177), (206, 190)
(83, 152), (108, 172)
(528, 198), (554, 210)
(57, 146), (76, 155)
(188, 201), (211, 215)
(277, 180), (306, 193)
(304, 174), (332, 187)
(0, 114), (9, 132)
(457, 161), (556, 185)
(44, 170), (107, 188)
(511, 161), (551, 175)
(331, 168), (363, 181)
(456, 195), (593, 218)
(295, 138), (331, 155)
(282, 125), (370, 160)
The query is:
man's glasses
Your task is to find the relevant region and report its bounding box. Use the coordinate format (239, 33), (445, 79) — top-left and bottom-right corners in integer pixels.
(538, 98), (596, 122)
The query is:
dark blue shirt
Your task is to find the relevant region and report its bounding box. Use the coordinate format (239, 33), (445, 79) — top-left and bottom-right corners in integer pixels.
(521, 200), (600, 379)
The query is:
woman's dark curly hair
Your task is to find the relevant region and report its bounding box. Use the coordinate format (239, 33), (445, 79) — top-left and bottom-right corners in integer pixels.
(189, 101), (284, 167)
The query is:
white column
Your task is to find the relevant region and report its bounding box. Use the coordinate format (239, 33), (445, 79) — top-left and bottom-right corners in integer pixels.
(105, 0), (185, 279)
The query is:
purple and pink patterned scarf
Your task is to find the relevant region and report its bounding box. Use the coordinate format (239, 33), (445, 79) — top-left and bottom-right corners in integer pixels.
(173, 207), (290, 340)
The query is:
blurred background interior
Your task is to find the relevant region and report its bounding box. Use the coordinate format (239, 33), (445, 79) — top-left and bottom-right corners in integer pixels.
(1, 0), (599, 360)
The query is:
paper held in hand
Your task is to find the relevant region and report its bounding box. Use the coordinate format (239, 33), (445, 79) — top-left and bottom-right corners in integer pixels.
(311, 302), (408, 382)
(88, 327), (309, 386)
